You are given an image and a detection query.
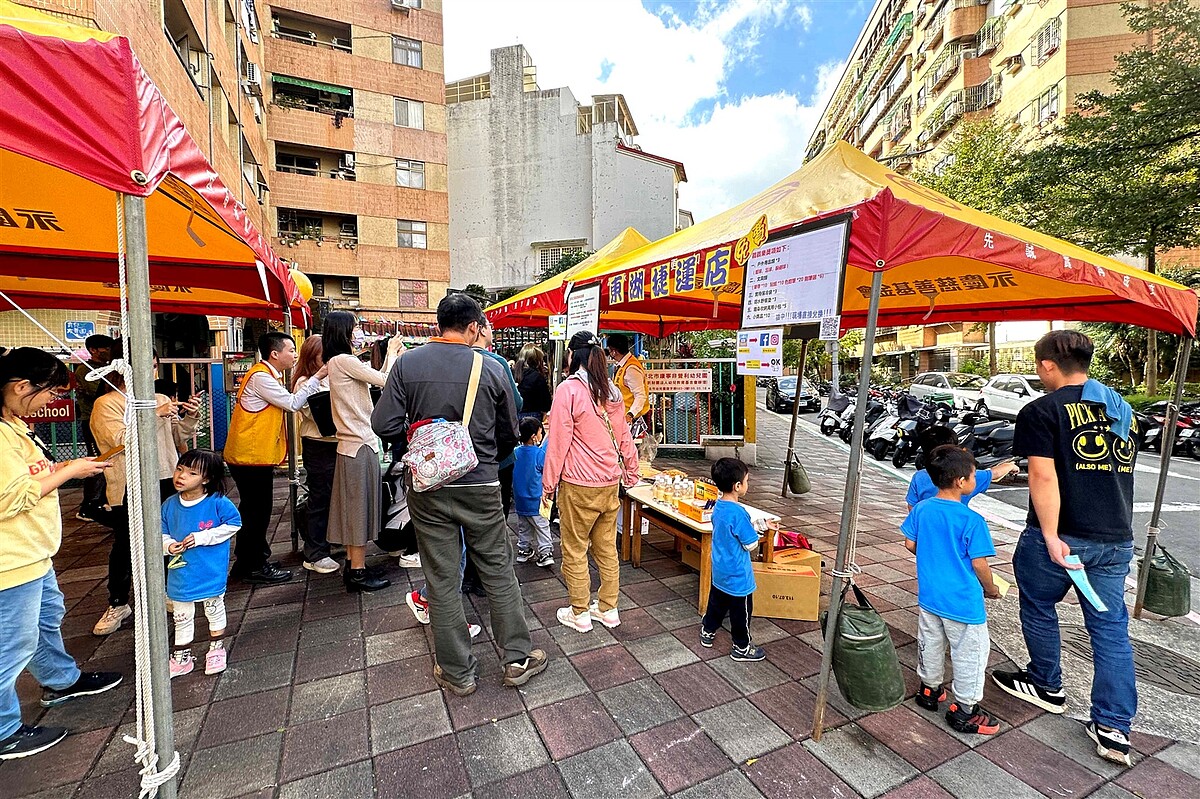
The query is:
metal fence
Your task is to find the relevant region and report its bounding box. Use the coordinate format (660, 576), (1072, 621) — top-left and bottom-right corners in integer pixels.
(642, 358), (744, 448)
(36, 358), (230, 462)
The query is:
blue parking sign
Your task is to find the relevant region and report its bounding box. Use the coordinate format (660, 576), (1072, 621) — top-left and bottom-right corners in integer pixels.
(64, 321), (95, 342)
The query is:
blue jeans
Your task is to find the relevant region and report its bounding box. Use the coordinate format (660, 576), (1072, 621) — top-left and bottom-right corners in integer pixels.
(1014, 527), (1137, 734)
(0, 570), (81, 738)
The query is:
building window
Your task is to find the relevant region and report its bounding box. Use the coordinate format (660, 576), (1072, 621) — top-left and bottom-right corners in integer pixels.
(396, 158), (426, 189)
(340, 277), (359, 298)
(277, 209), (323, 235)
(397, 220), (427, 249)
(394, 98), (424, 129)
(1033, 17), (1061, 65)
(538, 246), (581, 274)
(311, 276), (325, 298)
(276, 152), (320, 176)
(397, 279), (429, 308)
(392, 35), (422, 68)
(1037, 84), (1059, 124)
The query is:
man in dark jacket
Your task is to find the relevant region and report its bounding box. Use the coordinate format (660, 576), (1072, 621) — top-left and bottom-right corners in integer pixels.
(372, 293), (546, 696)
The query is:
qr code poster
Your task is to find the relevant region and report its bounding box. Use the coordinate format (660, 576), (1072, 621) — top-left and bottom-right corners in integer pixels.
(819, 314), (841, 341)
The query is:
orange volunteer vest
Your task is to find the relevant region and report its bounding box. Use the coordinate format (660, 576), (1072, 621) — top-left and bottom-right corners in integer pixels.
(615, 353), (649, 418)
(224, 363), (287, 466)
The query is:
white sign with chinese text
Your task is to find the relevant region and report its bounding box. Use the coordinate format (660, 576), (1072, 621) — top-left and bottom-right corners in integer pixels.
(736, 328), (784, 377)
(548, 315), (567, 341)
(647, 369), (713, 394)
(565, 283), (600, 338)
(742, 219), (848, 329)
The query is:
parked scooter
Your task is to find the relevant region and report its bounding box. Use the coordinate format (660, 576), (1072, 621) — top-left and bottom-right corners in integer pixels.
(868, 394), (923, 461)
(892, 399), (953, 468)
(819, 388), (852, 436)
(838, 398), (888, 444)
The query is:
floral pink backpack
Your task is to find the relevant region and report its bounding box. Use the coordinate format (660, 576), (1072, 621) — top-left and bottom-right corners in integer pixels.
(402, 352), (483, 492)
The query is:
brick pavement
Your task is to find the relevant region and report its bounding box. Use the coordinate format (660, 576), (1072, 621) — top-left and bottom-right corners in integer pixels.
(3, 410), (1196, 798)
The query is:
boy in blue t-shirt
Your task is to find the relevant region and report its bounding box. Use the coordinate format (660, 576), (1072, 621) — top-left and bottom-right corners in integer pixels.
(699, 458), (777, 662)
(513, 417), (553, 568)
(902, 445), (1002, 736)
(906, 429), (1019, 509)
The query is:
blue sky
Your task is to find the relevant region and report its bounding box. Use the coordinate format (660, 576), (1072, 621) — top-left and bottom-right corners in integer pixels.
(444, 0), (872, 220)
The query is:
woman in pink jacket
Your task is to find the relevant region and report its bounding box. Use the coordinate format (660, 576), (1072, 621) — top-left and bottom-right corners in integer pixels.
(543, 331), (639, 633)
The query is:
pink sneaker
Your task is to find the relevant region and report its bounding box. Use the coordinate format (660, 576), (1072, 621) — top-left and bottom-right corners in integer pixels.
(204, 647), (227, 676)
(169, 651), (194, 679)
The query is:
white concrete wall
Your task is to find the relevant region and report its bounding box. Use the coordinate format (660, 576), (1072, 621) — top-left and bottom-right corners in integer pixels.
(591, 126), (679, 250)
(449, 46), (682, 291)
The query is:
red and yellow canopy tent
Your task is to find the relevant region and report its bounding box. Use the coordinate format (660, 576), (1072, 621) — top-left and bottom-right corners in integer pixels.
(0, 0), (306, 323)
(513, 141), (1195, 337)
(0, 4), (315, 791)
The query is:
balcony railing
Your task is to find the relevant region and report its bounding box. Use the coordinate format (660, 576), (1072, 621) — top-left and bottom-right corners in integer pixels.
(923, 42), (961, 96)
(273, 28), (352, 52)
(275, 163), (357, 181)
(977, 15), (1005, 55)
(920, 90), (964, 143)
(964, 75), (1002, 112)
(272, 93), (354, 118)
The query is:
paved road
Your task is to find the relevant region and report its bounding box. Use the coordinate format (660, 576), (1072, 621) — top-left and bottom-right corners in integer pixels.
(760, 399), (1200, 613)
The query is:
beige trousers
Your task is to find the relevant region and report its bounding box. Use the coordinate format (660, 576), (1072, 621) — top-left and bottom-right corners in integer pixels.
(557, 481), (621, 614)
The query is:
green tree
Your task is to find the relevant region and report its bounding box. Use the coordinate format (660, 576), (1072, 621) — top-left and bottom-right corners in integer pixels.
(911, 117), (1027, 376)
(1010, 0), (1200, 392)
(538, 249), (595, 282)
(461, 283), (491, 306)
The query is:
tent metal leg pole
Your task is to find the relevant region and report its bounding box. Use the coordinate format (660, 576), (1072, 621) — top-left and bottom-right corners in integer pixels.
(783, 338), (810, 496)
(811, 270), (884, 741)
(1134, 335), (1193, 618)
(122, 194), (177, 799)
(284, 313), (299, 553)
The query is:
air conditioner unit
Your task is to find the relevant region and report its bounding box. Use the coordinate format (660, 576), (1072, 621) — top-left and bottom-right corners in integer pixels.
(1004, 54), (1024, 74)
(340, 153), (355, 170)
(1004, 0), (1023, 18)
(244, 62), (263, 96)
(961, 47), (978, 60)
(391, 0), (419, 10)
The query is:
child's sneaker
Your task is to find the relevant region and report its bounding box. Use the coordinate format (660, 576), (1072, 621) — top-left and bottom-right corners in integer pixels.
(536, 551), (555, 568)
(1086, 721), (1133, 767)
(588, 601), (620, 629)
(557, 607), (593, 632)
(515, 547), (535, 564)
(946, 702), (1000, 735)
(916, 683), (947, 712)
(730, 644), (766, 662)
(699, 628), (716, 648)
(169, 651), (194, 679)
(468, 623), (482, 639)
(407, 590), (430, 625)
(204, 646), (227, 676)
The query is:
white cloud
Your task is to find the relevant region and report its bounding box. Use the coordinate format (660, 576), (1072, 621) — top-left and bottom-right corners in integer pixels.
(442, 0), (837, 222)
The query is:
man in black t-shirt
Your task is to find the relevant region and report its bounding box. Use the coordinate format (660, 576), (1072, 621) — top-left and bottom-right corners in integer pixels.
(991, 330), (1138, 767)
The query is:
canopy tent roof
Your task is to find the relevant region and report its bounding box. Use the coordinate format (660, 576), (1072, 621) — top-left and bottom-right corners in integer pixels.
(0, 0), (305, 323)
(554, 141), (1196, 336)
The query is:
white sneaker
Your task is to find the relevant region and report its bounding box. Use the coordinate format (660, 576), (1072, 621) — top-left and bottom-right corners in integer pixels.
(396, 552), (422, 569)
(468, 623), (482, 639)
(557, 607), (593, 633)
(93, 605), (132, 636)
(588, 601), (620, 629)
(303, 557), (340, 574)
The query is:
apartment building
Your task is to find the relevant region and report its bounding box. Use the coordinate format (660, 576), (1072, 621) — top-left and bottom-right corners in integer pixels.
(265, 0), (448, 322)
(4, 0), (446, 353)
(446, 45), (687, 293)
(806, 0), (1146, 376)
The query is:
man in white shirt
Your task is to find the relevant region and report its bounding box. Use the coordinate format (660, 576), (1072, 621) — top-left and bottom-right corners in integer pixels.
(224, 333), (326, 584)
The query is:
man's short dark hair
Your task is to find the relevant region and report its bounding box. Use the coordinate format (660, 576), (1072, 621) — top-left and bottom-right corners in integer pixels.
(1034, 330), (1093, 375)
(85, 334), (115, 352)
(927, 445), (975, 489)
(607, 333), (630, 355)
(438, 293), (483, 333)
(258, 332), (293, 361)
(711, 457), (749, 493)
(519, 416), (543, 444)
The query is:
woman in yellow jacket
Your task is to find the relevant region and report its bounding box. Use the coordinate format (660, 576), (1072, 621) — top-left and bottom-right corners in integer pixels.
(0, 349), (123, 760)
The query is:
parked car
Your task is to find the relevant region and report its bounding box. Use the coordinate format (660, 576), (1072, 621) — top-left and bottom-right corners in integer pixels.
(979, 374), (1046, 420)
(766, 376), (822, 414)
(907, 372), (987, 412)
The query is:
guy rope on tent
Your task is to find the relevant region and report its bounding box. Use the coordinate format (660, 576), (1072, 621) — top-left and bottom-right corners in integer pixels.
(0, 199), (182, 797)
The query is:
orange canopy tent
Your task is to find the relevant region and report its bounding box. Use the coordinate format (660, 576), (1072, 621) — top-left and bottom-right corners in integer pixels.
(552, 141), (1196, 336)
(0, 0), (305, 324)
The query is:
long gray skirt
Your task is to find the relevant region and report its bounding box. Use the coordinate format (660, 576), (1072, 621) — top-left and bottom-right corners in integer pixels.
(327, 445), (381, 547)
